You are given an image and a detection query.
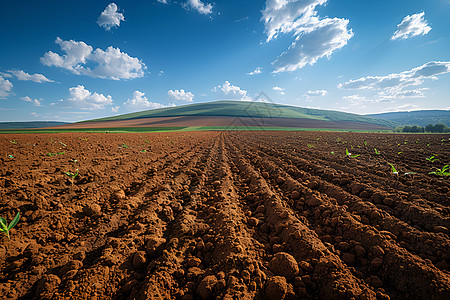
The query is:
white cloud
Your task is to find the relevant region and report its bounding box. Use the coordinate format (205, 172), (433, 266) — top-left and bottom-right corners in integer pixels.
(304, 89), (327, 98)
(273, 86), (285, 95)
(168, 89), (194, 102)
(157, 0), (168, 4)
(213, 81), (252, 101)
(21, 96), (42, 106)
(262, 0), (353, 72)
(112, 106), (120, 113)
(41, 37), (146, 80)
(0, 76), (13, 99)
(67, 85), (113, 110)
(273, 17), (353, 72)
(383, 104), (420, 112)
(97, 3), (125, 31)
(338, 61), (450, 93)
(124, 90), (171, 111)
(185, 0), (213, 15)
(248, 67), (262, 75)
(391, 12), (431, 40)
(6, 70), (53, 83)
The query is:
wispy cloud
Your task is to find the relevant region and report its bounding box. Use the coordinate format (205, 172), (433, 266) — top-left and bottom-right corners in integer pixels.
(97, 3), (125, 31)
(273, 86), (285, 95)
(41, 37), (146, 80)
(6, 70), (53, 83)
(21, 96), (42, 106)
(304, 89), (327, 99)
(391, 12), (431, 40)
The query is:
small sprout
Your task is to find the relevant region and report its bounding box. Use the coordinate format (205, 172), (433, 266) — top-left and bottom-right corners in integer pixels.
(140, 150), (147, 153)
(65, 169), (79, 178)
(427, 143), (430, 147)
(7, 154), (14, 159)
(10, 140), (17, 144)
(388, 163), (399, 175)
(316, 138), (320, 141)
(59, 141), (67, 147)
(429, 165), (450, 176)
(307, 144), (315, 148)
(46, 151), (65, 157)
(330, 151), (335, 155)
(374, 148), (380, 155)
(346, 148), (360, 158)
(120, 143), (129, 148)
(426, 156), (439, 163)
(364, 141), (367, 146)
(398, 152), (403, 155)
(0, 212), (20, 240)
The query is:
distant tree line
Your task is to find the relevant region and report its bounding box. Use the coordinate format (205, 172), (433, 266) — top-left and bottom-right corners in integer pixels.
(395, 123), (450, 133)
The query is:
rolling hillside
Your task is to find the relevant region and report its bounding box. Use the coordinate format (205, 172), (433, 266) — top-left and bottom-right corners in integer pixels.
(87, 100), (397, 128)
(367, 110), (450, 127)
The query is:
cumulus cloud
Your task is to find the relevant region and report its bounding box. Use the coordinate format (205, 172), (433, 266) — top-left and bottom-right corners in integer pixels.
(273, 86), (285, 95)
(168, 89), (194, 102)
(213, 81), (251, 101)
(304, 89), (327, 98)
(21, 96), (42, 106)
(339, 61), (450, 101)
(41, 37), (146, 80)
(0, 76), (13, 99)
(391, 12), (431, 40)
(97, 3), (125, 31)
(248, 67), (262, 75)
(67, 85), (113, 110)
(6, 70), (53, 83)
(124, 90), (170, 111)
(184, 0), (213, 15)
(262, 0), (353, 72)
(273, 18), (353, 72)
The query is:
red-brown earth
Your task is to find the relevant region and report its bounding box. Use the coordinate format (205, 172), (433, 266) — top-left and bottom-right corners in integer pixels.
(0, 131), (449, 300)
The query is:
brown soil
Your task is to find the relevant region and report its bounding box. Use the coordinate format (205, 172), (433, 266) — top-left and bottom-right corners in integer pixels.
(50, 116), (391, 131)
(0, 131), (449, 300)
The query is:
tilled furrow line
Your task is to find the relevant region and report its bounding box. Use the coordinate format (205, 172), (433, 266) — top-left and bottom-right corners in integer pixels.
(238, 141), (450, 300)
(31, 135), (212, 299)
(227, 136), (378, 300)
(252, 146), (450, 272)
(258, 142), (450, 234)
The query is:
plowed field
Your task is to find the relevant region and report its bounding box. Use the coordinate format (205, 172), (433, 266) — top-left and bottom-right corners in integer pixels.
(1, 131), (449, 300)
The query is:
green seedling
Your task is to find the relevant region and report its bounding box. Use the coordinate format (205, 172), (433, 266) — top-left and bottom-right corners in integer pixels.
(7, 154), (14, 159)
(307, 144), (315, 148)
(426, 156), (439, 163)
(316, 138), (320, 141)
(0, 212), (20, 239)
(388, 163), (416, 176)
(364, 141), (367, 146)
(10, 140), (17, 144)
(427, 143), (430, 147)
(59, 141), (67, 147)
(46, 151), (65, 157)
(374, 148), (380, 155)
(429, 165), (450, 176)
(398, 152), (403, 155)
(346, 148), (360, 158)
(388, 163), (398, 175)
(330, 151), (335, 155)
(65, 169), (79, 184)
(140, 150), (147, 153)
(120, 143), (129, 148)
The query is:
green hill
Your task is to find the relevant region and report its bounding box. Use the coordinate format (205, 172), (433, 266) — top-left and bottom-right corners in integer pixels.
(367, 110), (450, 127)
(87, 100), (397, 128)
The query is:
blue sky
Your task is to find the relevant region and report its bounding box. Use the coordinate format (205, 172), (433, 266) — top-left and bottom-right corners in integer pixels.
(1, 0), (449, 122)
